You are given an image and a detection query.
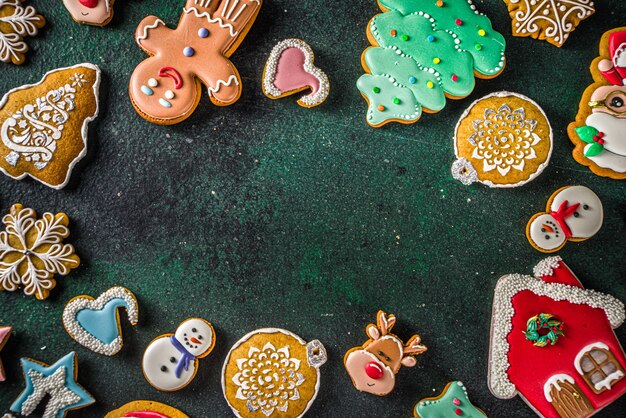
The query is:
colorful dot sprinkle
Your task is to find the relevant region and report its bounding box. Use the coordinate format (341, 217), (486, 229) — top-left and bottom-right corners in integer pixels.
(393, 98), (400, 104)
(401, 34), (409, 41)
(451, 74), (459, 82)
(427, 81), (434, 89)
(390, 29), (397, 37)
(478, 29), (486, 37)
(475, 43), (482, 51)
(373, 86), (381, 94)
(377, 105), (385, 111)
(455, 18), (463, 26)
(433, 57), (441, 64)
(427, 35), (435, 42)
(436, 0), (444, 6)
(409, 76), (417, 84)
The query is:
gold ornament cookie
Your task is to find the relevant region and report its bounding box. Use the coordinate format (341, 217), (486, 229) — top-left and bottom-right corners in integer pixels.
(0, 0), (45, 65)
(568, 27), (626, 180)
(503, 0), (594, 47)
(0, 204), (80, 300)
(0, 64), (101, 189)
(452, 91), (552, 188)
(222, 328), (327, 418)
(105, 400), (189, 418)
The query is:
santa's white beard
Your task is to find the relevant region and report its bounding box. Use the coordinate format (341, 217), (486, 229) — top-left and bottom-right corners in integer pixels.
(585, 112), (626, 172)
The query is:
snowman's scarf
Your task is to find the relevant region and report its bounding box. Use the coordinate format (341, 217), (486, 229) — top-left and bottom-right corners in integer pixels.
(549, 200), (580, 238)
(170, 336), (195, 378)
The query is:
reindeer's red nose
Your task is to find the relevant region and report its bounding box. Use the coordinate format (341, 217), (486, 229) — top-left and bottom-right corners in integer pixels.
(365, 362), (384, 380)
(79, 0), (99, 8)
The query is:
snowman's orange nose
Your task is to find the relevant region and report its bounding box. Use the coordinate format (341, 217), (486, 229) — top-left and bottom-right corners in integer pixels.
(190, 337), (201, 344)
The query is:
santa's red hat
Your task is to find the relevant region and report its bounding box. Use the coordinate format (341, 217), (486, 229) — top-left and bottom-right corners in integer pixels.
(599, 30), (626, 86)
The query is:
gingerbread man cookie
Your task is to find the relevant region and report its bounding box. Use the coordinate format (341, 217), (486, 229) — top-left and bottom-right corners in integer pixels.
(62, 0), (116, 26)
(130, 0), (262, 125)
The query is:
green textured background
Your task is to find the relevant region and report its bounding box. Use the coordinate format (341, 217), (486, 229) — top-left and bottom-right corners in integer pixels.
(1, 0), (625, 417)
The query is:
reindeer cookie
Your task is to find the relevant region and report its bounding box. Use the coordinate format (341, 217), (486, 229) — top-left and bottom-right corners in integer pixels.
(129, 0), (262, 125)
(344, 310), (427, 396)
(62, 0), (116, 26)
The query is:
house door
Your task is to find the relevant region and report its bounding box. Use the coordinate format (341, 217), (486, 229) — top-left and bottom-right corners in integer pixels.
(547, 377), (594, 418)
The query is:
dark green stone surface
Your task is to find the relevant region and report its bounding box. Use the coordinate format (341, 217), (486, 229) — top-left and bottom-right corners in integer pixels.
(0, 0), (625, 417)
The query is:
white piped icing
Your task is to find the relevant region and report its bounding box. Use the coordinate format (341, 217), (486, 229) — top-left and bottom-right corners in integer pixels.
(574, 342), (610, 374)
(595, 370), (624, 391)
(543, 374), (574, 402)
(533, 256), (562, 278)
(183, 7), (236, 37)
(207, 75), (239, 96)
(136, 19), (165, 42)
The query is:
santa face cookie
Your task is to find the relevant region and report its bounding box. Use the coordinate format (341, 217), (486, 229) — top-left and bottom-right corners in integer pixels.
(0, 63), (100, 189)
(569, 28), (626, 179)
(488, 257), (626, 418)
(62, 0), (115, 26)
(142, 318), (215, 391)
(452, 92), (552, 188)
(0, 0), (45, 65)
(62, 287), (139, 356)
(222, 328), (327, 418)
(129, 0), (262, 125)
(344, 311), (427, 396)
(263, 39), (329, 108)
(105, 400), (188, 418)
(527, 186), (603, 253)
(414, 381), (486, 418)
(357, 0), (506, 127)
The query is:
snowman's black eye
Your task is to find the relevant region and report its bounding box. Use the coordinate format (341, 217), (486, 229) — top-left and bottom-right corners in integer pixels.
(161, 366), (168, 372)
(192, 328), (197, 333)
(170, 357), (176, 363)
(198, 335), (203, 340)
(583, 204), (589, 210)
(541, 228), (546, 233)
(611, 97), (624, 108)
(573, 212), (580, 218)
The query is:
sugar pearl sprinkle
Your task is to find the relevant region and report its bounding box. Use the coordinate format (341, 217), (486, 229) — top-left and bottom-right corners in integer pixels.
(62, 287), (139, 356)
(488, 268), (625, 398)
(263, 39), (330, 106)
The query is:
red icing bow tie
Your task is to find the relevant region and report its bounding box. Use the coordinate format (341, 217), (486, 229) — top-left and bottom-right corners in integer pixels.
(549, 200), (580, 238)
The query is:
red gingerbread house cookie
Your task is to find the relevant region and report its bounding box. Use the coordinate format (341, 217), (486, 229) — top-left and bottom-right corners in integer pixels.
(488, 256), (626, 418)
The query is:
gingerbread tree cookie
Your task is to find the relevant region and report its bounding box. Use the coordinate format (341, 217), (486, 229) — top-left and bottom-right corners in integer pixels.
(129, 0), (262, 125)
(358, 0), (506, 127)
(0, 0), (45, 65)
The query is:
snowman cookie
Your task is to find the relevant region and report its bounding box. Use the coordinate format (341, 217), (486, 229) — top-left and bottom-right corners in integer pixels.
(222, 328), (327, 418)
(62, 0), (116, 26)
(142, 318), (215, 391)
(452, 92), (553, 188)
(526, 186), (603, 253)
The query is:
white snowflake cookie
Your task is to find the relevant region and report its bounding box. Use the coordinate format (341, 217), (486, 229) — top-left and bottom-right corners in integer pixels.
(0, 0), (45, 64)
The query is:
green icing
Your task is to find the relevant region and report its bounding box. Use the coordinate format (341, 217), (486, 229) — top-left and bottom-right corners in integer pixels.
(357, 74), (421, 127)
(358, 0), (505, 126)
(415, 381), (486, 418)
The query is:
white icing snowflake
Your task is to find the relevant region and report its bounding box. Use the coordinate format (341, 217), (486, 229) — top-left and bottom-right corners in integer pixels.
(507, 0), (595, 47)
(469, 104), (541, 176)
(232, 342), (305, 416)
(0, 204), (80, 300)
(0, 0), (45, 64)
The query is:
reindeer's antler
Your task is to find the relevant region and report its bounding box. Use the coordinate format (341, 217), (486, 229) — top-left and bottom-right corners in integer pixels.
(377, 310), (396, 335)
(403, 334), (428, 356)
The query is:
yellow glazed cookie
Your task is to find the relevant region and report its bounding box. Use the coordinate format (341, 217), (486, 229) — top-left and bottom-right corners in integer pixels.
(222, 328), (327, 418)
(0, 203), (80, 300)
(105, 400), (189, 418)
(568, 27), (626, 180)
(0, 63), (100, 189)
(452, 91), (552, 188)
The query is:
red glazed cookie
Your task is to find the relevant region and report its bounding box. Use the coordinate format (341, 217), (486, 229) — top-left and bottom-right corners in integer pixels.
(129, 0), (262, 125)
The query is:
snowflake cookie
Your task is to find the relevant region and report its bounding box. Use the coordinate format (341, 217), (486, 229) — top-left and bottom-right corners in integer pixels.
(0, 204), (80, 300)
(504, 0), (595, 47)
(9, 352), (95, 418)
(414, 381), (486, 417)
(222, 328), (327, 418)
(0, 64), (101, 189)
(0, 0), (45, 65)
(452, 91), (553, 188)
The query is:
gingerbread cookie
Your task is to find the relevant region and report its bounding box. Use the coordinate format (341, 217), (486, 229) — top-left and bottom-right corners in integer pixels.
(143, 318), (215, 391)
(130, 0), (262, 125)
(357, 0), (506, 127)
(0, 63), (101, 189)
(62, 0), (116, 26)
(344, 311), (427, 396)
(503, 0), (594, 47)
(10, 352), (95, 417)
(222, 328), (327, 417)
(63, 287), (139, 356)
(105, 400), (189, 418)
(0, 0), (45, 65)
(568, 28), (626, 180)
(0, 326), (11, 382)
(414, 381), (486, 418)
(262, 39), (329, 108)
(488, 256), (626, 418)
(526, 186), (603, 253)
(452, 91), (552, 188)
(0, 204), (80, 300)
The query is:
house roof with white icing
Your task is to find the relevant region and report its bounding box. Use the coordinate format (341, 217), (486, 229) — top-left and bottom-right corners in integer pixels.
(488, 261), (625, 399)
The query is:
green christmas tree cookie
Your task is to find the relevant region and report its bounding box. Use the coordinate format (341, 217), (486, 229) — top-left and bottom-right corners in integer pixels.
(414, 381), (487, 418)
(358, 0), (506, 127)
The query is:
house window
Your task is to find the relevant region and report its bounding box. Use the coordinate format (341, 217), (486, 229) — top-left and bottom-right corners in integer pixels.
(575, 343), (625, 394)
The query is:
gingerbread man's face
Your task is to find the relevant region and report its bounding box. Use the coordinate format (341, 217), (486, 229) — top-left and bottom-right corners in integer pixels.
(63, 0), (112, 25)
(129, 0), (262, 125)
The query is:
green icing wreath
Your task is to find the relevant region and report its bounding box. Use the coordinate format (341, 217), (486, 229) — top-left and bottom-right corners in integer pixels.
(523, 313), (564, 347)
